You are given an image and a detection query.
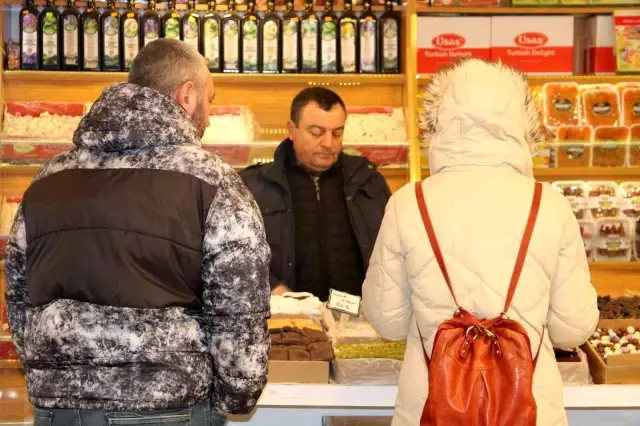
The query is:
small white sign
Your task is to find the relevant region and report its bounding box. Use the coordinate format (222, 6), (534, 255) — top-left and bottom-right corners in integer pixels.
(327, 289), (361, 317)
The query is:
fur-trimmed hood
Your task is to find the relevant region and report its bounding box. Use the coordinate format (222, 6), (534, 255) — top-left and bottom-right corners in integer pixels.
(421, 58), (542, 178)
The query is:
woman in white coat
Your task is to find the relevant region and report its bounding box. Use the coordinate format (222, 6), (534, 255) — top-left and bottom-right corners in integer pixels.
(362, 58), (599, 426)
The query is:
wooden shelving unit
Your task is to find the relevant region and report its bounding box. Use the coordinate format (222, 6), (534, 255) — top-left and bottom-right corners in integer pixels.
(416, 4), (630, 14)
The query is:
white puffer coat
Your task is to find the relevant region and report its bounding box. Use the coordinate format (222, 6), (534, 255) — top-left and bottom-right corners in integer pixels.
(362, 59), (599, 426)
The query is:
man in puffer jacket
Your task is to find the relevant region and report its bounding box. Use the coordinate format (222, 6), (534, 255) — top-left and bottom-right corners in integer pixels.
(5, 39), (271, 425)
(362, 58), (599, 426)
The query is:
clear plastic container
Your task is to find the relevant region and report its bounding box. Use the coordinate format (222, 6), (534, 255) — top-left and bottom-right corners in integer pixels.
(586, 181), (620, 218)
(579, 219), (596, 260)
(202, 105), (256, 144)
(592, 125), (630, 167)
(619, 182), (640, 218)
(630, 124), (640, 167)
(622, 88), (640, 126)
(543, 82), (581, 129)
(552, 181), (589, 219)
(554, 125), (593, 168)
(582, 87), (621, 128)
(594, 217), (634, 262)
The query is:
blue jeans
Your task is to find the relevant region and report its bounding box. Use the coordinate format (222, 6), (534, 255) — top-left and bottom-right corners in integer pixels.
(33, 399), (226, 426)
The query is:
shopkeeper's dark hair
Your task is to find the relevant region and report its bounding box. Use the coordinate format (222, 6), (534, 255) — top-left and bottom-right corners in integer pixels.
(290, 87), (346, 125)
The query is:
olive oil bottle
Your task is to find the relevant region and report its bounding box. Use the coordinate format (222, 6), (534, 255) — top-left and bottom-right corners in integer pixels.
(61, 0), (81, 70)
(221, 0), (241, 73)
(101, 0), (122, 71)
(320, 0), (338, 73)
(300, 0), (319, 73)
(121, 0), (140, 71)
(202, 0), (221, 72)
(241, 0), (260, 73)
(281, 0), (300, 73)
(38, 0), (61, 70)
(141, 0), (160, 47)
(261, 0), (281, 73)
(81, 0), (101, 71)
(379, 0), (400, 74)
(162, 0), (181, 40)
(181, 0), (201, 52)
(338, 0), (357, 74)
(20, 0), (40, 70)
(358, 0), (378, 74)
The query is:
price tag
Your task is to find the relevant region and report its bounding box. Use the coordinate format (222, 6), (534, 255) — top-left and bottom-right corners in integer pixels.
(327, 289), (361, 317)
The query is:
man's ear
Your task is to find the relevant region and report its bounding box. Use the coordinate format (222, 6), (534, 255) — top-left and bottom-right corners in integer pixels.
(287, 120), (296, 139)
(171, 81), (197, 116)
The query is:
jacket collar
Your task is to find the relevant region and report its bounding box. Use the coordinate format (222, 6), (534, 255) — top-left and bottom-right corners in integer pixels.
(262, 139), (375, 194)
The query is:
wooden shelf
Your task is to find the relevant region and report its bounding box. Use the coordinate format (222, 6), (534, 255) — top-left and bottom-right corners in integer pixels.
(2, 0), (404, 12)
(4, 71), (406, 87)
(418, 74), (640, 86)
(0, 360), (21, 369)
(422, 167), (640, 181)
(416, 5), (632, 14)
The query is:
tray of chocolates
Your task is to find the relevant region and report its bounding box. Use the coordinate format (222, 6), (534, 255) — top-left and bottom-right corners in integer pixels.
(587, 181), (621, 219)
(269, 325), (335, 362)
(552, 181), (589, 219)
(582, 320), (640, 384)
(598, 295), (640, 319)
(594, 217), (634, 261)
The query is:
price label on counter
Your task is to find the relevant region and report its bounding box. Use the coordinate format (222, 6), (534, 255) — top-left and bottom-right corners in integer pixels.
(327, 289), (361, 317)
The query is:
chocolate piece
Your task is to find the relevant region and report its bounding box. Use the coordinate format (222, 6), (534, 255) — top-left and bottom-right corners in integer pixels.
(270, 347), (288, 361)
(301, 328), (329, 342)
(309, 341), (333, 351)
(287, 345), (309, 352)
(270, 334), (282, 343)
(280, 332), (303, 345)
(310, 347), (335, 362)
(288, 349), (311, 361)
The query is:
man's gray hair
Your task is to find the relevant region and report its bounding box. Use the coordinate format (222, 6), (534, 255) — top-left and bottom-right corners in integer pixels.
(128, 39), (209, 95)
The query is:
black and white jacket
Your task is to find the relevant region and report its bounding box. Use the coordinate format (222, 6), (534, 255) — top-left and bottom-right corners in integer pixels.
(4, 83), (271, 414)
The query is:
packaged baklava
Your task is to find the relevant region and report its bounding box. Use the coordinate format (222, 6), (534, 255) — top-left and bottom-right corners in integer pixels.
(630, 124), (640, 167)
(594, 217), (634, 262)
(543, 83), (581, 128)
(592, 126), (630, 167)
(552, 181), (589, 219)
(582, 87), (621, 127)
(622, 88), (640, 126)
(555, 125), (592, 168)
(586, 181), (620, 218)
(619, 181), (640, 218)
(578, 219), (596, 260)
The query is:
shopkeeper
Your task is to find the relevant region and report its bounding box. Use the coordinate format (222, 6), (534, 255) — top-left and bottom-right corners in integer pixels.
(240, 88), (391, 301)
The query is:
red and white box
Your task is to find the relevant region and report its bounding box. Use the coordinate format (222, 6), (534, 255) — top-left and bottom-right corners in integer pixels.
(417, 17), (491, 75)
(585, 16), (615, 75)
(490, 16), (575, 75)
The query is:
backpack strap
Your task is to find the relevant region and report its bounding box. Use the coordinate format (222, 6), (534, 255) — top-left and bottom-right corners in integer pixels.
(415, 182), (459, 308)
(502, 182), (543, 314)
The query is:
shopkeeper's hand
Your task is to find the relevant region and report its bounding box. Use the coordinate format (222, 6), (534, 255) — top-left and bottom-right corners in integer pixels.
(272, 284), (292, 296)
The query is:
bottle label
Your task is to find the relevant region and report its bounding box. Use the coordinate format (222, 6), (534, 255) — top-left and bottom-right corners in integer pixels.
(243, 20), (258, 72)
(63, 15), (78, 66)
(301, 19), (317, 70)
(123, 18), (139, 69)
(103, 16), (120, 69)
(321, 21), (337, 73)
(165, 17), (179, 39)
(204, 19), (219, 69)
(144, 18), (159, 46)
(283, 18), (298, 70)
(83, 17), (99, 69)
(340, 20), (356, 72)
(223, 21), (239, 71)
(382, 18), (398, 71)
(22, 13), (38, 65)
(360, 19), (376, 73)
(183, 16), (199, 50)
(263, 20), (279, 72)
(42, 12), (59, 66)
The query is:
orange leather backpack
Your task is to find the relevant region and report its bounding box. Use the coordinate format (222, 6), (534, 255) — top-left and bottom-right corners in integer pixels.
(415, 181), (545, 426)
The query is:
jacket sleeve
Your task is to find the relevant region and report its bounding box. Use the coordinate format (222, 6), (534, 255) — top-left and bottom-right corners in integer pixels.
(4, 204), (30, 365)
(362, 195), (412, 341)
(546, 205), (599, 349)
(202, 169), (271, 415)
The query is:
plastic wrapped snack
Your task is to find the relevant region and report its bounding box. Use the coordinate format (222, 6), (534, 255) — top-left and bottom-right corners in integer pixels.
(270, 292), (325, 318)
(202, 105), (256, 144)
(343, 107), (407, 144)
(586, 181), (620, 218)
(3, 102), (85, 140)
(592, 126), (630, 167)
(579, 219), (596, 260)
(582, 87), (620, 128)
(594, 217), (634, 261)
(543, 83), (581, 128)
(326, 310), (383, 345)
(552, 181), (589, 219)
(555, 348), (591, 386)
(622, 88), (640, 126)
(630, 125), (640, 167)
(0, 197), (21, 235)
(555, 125), (592, 167)
(331, 358), (403, 385)
(619, 182), (640, 218)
